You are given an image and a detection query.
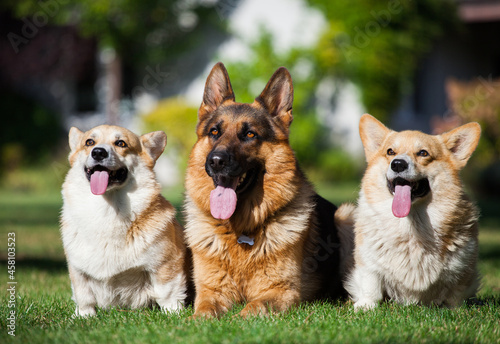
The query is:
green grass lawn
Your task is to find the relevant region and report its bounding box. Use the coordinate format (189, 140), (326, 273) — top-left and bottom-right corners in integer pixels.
(1, 183), (499, 344)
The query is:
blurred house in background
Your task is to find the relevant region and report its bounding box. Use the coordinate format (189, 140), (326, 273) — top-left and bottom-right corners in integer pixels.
(0, 13), (97, 120)
(393, 0), (500, 133)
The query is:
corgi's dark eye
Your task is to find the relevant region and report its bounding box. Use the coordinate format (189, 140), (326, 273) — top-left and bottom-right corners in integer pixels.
(417, 150), (429, 157)
(85, 139), (95, 147)
(115, 140), (127, 148)
(387, 148), (396, 156)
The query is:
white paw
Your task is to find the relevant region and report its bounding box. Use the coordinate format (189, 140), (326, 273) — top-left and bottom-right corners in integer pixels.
(158, 300), (184, 314)
(353, 299), (378, 311)
(74, 306), (96, 317)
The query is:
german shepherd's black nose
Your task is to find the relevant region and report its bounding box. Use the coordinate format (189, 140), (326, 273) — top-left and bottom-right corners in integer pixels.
(391, 159), (408, 173)
(92, 147), (109, 161)
(207, 151), (231, 174)
(206, 150), (243, 178)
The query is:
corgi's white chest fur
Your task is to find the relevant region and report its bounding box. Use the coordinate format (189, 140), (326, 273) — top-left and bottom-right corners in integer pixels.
(61, 125), (187, 316)
(61, 171), (158, 280)
(357, 197), (444, 291)
(354, 192), (477, 306)
(348, 114), (481, 309)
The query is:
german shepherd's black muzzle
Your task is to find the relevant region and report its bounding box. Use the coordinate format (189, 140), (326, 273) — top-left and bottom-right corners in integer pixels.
(205, 150), (243, 187)
(205, 149), (261, 195)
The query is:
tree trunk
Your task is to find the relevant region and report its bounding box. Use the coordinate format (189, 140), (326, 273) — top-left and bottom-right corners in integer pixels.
(102, 48), (121, 125)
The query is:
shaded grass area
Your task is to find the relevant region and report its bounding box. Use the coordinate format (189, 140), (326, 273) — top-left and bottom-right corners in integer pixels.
(0, 185), (499, 343)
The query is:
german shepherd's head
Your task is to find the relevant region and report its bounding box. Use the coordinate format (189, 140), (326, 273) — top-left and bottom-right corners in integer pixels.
(186, 62), (303, 224)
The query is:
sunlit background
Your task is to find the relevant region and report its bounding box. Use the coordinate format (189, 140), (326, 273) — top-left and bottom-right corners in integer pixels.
(0, 0), (499, 196)
(1, 2), (499, 340)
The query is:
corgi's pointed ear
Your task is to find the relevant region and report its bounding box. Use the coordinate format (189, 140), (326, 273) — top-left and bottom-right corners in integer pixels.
(199, 62), (235, 120)
(256, 67), (294, 130)
(441, 122), (481, 168)
(141, 131), (167, 164)
(359, 114), (390, 162)
(68, 127), (84, 152)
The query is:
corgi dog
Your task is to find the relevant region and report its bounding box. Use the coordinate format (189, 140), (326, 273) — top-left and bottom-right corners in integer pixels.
(346, 114), (481, 309)
(60, 125), (188, 317)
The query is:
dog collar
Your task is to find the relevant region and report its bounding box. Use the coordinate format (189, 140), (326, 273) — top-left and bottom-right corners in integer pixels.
(237, 235), (254, 246)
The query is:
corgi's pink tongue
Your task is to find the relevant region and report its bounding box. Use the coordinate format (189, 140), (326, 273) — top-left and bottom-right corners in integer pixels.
(90, 171), (109, 195)
(392, 184), (412, 218)
(210, 185), (237, 220)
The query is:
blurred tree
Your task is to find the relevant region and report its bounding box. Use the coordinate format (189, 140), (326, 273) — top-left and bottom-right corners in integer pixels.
(142, 97), (198, 169)
(2, 0), (223, 64)
(307, 0), (459, 121)
(1, 0), (223, 123)
(446, 77), (500, 162)
(0, 0), (226, 175)
(224, 31), (332, 168)
(0, 92), (60, 170)
(222, 1), (459, 180)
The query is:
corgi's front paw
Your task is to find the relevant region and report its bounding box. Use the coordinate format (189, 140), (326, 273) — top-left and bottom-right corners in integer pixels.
(158, 300), (183, 314)
(74, 306), (96, 317)
(353, 299), (378, 311)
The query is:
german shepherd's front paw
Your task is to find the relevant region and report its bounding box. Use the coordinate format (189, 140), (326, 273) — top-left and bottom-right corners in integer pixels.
(238, 301), (270, 318)
(190, 300), (227, 320)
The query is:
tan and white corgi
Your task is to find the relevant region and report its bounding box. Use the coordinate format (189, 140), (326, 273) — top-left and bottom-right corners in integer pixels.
(346, 114), (481, 309)
(60, 125), (188, 317)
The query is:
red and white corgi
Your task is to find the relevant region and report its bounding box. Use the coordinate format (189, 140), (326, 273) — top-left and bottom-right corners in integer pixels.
(346, 114), (481, 309)
(61, 125), (188, 316)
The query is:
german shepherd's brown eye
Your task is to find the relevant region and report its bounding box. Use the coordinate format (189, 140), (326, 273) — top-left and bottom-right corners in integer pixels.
(210, 128), (219, 137)
(115, 140), (127, 148)
(417, 150), (429, 157)
(85, 139), (95, 147)
(246, 131), (256, 139)
(387, 148), (395, 156)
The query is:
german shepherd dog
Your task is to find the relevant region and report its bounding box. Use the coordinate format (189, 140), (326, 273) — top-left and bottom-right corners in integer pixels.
(184, 62), (353, 318)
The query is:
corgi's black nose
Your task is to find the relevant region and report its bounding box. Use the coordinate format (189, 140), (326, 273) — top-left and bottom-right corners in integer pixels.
(91, 147), (109, 161)
(391, 159), (408, 173)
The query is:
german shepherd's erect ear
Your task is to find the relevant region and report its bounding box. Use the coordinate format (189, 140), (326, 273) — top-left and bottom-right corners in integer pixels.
(199, 62), (235, 120)
(256, 67), (294, 131)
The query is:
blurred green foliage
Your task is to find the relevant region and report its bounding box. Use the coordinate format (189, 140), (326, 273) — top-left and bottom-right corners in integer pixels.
(221, 1), (460, 181)
(224, 32), (334, 169)
(0, 0), (223, 175)
(142, 97), (198, 169)
(2, 0), (223, 65)
(0, 0), (463, 184)
(446, 77), (500, 193)
(0, 92), (62, 171)
(307, 0), (459, 121)
(223, 32), (361, 181)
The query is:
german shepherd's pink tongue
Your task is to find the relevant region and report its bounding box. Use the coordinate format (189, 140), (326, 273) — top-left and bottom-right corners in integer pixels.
(210, 185), (237, 220)
(90, 170), (109, 195)
(392, 184), (411, 218)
